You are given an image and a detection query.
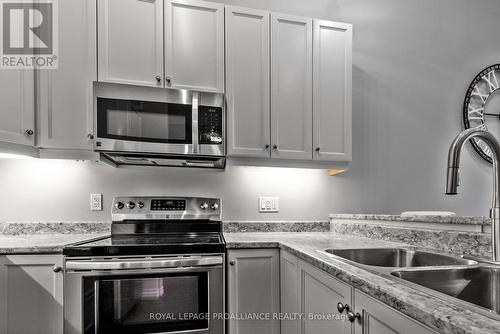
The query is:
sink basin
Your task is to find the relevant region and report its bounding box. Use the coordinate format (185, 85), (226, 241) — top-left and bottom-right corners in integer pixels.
(392, 267), (500, 313)
(324, 248), (476, 267)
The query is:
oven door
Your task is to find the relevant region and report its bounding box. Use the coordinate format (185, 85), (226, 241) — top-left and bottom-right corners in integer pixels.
(64, 256), (224, 334)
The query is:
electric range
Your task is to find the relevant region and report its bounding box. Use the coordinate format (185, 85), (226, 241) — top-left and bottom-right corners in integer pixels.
(63, 196), (225, 334)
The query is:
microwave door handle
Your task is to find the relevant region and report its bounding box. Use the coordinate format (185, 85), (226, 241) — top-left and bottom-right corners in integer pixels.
(65, 256), (223, 271)
(192, 92), (199, 154)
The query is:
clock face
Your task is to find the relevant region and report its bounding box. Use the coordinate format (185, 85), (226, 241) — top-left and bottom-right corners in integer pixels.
(463, 64), (500, 164)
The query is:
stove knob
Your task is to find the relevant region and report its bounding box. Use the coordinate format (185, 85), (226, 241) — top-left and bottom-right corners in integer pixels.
(126, 201), (136, 209)
(200, 203), (209, 210)
(115, 201), (124, 210)
(137, 201), (145, 209)
(210, 203), (219, 211)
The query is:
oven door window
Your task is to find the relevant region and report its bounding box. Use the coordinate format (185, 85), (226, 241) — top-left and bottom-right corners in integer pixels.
(97, 98), (192, 144)
(83, 272), (208, 334)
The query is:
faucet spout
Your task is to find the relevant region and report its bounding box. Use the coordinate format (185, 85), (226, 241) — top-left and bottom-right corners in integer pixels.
(446, 128), (500, 262)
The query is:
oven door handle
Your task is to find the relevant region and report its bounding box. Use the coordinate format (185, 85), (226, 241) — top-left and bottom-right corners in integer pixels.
(65, 256), (223, 271)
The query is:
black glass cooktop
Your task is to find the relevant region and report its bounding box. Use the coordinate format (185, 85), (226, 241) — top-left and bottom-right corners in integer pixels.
(63, 233), (225, 257)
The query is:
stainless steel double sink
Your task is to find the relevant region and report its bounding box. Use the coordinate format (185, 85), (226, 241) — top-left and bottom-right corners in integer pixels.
(322, 248), (500, 314)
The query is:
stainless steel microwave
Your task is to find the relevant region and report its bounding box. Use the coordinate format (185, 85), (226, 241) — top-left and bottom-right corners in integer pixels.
(93, 83), (226, 168)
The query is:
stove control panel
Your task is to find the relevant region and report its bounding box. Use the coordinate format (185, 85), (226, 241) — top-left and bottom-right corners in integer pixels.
(151, 199), (186, 211)
(111, 197), (221, 221)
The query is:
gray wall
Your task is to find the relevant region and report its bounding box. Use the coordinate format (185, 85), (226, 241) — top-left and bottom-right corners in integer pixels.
(212, 0), (500, 216)
(2, 0), (497, 221)
(326, 0), (500, 216)
(211, 0), (500, 215)
(0, 159), (331, 221)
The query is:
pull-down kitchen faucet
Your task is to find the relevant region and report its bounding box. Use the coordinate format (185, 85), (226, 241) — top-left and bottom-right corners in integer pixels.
(446, 128), (500, 262)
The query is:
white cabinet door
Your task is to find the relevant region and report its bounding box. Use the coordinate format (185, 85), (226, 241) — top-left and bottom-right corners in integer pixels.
(0, 69), (35, 149)
(37, 0), (96, 151)
(97, 0), (164, 87)
(313, 20), (352, 162)
(227, 249), (280, 334)
(271, 13), (312, 160)
(225, 5), (270, 157)
(0, 255), (63, 334)
(165, 0), (224, 92)
(280, 251), (299, 334)
(353, 290), (437, 334)
(298, 260), (352, 334)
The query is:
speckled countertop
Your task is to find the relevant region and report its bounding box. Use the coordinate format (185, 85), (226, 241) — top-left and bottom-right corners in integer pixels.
(1, 225), (499, 333)
(330, 214), (490, 225)
(0, 233), (109, 254)
(225, 232), (500, 334)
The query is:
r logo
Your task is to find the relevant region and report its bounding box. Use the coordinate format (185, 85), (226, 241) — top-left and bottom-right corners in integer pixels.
(0, 0), (57, 69)
(2, 2), (53, 54)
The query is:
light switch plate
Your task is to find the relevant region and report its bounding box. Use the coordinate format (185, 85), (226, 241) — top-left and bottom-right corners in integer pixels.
(90, 194), (102, 211)
(259, 197), (279, 213)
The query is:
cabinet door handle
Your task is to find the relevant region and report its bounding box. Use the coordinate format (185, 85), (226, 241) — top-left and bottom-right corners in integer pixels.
(166, 76), (172, 84)
(347, 311), (361, 323)
(229, 260), (235, 266)
(87, 133), (94, 140)
(53, 266), (62, 273)
(25, 129), (34, 136)
(273, 144), (278, 150)
(265, 144), (270, 149)
(155, 75), (162, 83)
(337, 302), (350, 313)
(315, 147), (320, 152)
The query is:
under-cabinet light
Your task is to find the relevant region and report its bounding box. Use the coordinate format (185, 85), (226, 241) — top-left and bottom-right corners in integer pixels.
(328, 169), (346, 176)
(0, 152), (34, 160)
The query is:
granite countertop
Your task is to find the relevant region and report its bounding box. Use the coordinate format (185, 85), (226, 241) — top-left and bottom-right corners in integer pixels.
(330, 214), (491, 225)
(0, 233), (109, 254)
(225, 232), (500, 334)
(1, 227), (499, 333)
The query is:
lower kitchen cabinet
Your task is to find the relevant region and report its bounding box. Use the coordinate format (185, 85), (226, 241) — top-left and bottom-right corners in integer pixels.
(297, 259), (352, 334)
(227, 249), (280, 334)
(281, 250), (352, 334)
(280, 251), (300, 334)
(352, 290), (437, 334)
(280, 251), (438, 334)
(0, 255), (63, 334)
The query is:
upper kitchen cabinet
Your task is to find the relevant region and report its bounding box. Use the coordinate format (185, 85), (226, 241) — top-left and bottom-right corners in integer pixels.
(97, 0), (164, 87)
(165, 0), (225, 92)
(271, 13), (313, 160)
(0, 69), (35, 154)
(37, 0), (96, 154)
(225, 6), (270, 157)
(313, 20), (352, 162)
(226, 10), (352, 167)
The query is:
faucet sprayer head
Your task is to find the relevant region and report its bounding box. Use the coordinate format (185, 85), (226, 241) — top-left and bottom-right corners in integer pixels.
(445, 167), (459, 195)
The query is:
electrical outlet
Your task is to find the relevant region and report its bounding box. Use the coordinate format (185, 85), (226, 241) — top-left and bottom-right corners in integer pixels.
(90, 194), (102, 211)
(259, 197), (279, 213)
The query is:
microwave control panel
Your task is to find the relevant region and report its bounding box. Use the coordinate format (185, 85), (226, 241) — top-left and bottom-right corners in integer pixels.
(199, 106), (223, 145)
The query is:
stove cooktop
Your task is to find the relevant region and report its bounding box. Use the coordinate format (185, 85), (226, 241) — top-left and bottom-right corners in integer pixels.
(64, 196), (226, 257)
(63, 233), (226, 257)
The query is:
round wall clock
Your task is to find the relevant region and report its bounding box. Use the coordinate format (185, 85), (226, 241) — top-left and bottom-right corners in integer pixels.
(463, 64), (500, 164)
